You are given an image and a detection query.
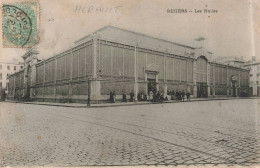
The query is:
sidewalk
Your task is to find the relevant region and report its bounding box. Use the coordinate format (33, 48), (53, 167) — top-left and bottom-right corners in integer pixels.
(5, 97), (259, 108)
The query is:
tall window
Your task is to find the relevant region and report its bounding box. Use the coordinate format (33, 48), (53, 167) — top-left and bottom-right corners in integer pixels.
(14, 66), (16, 70)
(0, 73), (2, 80)
(0, 65), (2, 69)
(196, 56), (207, 83)
(7, 65), (10, 70)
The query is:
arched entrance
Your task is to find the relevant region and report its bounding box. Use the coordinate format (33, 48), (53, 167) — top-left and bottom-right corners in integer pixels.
(196, 56), (208, 98)
(145, 63), (159, 94)
(147, 73), (157, 93)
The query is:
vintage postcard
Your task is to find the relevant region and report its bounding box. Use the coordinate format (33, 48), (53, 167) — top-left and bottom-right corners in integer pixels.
(0, 0), (259, 167)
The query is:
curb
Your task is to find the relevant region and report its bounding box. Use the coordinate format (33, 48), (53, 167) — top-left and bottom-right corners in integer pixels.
(4, 97), (259, 108)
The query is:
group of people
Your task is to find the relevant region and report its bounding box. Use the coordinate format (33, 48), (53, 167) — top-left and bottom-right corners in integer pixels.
(168, 90), (191, 102)
(109, 90), (191, 103)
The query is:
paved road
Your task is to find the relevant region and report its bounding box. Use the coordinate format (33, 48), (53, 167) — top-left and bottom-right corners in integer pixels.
(0, 99), (259, 166)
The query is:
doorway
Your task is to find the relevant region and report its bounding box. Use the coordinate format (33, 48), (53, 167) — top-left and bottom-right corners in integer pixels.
(148, 79), (157, 94)
(231, 80), (236, 97)
(197, 82), (208, 98)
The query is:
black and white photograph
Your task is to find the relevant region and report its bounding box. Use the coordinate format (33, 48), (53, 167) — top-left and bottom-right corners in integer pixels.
(0, 0), (259, 167)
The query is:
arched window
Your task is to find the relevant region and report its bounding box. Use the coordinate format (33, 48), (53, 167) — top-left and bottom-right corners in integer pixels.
(196, 56), (207, 83)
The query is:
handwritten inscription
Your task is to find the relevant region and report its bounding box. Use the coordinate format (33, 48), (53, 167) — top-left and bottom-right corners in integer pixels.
(74, 5), (122, 14)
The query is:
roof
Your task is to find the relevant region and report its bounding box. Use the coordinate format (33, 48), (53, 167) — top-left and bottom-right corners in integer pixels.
(75, 25), (200, 57)
(0, 62), (24, 65)
(76, 25), (195, 49)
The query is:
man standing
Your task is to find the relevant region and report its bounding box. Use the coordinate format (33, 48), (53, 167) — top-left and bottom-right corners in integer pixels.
(181, 90), (185, 102)
(186, 91), (190, 101)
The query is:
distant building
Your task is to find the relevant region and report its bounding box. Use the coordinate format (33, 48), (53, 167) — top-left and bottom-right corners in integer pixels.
(7, 26), (250, 103)
(0, 62), (24, 91)
(214, 56), (246, 67)
(243, 57), (260, 96)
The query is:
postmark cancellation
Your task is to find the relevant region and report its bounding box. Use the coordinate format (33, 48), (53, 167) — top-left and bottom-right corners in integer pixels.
(2, 2), (40, 48)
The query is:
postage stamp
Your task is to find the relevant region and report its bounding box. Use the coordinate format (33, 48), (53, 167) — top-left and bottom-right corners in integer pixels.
(2, 2), (39, 48)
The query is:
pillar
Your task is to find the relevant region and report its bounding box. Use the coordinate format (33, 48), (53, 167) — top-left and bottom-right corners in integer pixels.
(164, 84), (167, 97)
(213, 65), (215, 97)
(90, 80), (101, 102)
(145, 72), (148, 94)
(156, 74), (159, 92)
(54, 58), (57, 98)
(89, 36), (101, 102)
(13, 75), (16, 98)
(163, 53), (167, 97)
(226, 67), (229, 96)
(193, 60), (197, 97)
(69, 50), (73, 99)
(93, 37), (98, 79)
(22, 64), (29, 97)
(134, 45), (138, 101)
(30, 58), (38, 97)
(207, 62), (210, 97)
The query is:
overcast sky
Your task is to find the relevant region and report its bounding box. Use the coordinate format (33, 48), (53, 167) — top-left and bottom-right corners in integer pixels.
(0, 0), (259, 63)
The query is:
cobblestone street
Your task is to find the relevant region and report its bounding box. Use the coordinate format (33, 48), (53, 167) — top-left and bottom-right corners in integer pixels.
(0, 99), (259, 167)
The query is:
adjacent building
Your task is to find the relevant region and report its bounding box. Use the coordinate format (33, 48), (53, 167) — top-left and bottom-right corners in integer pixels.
(0, 61), (24, 90)
(214, 56), (246, 67)
(7, 26), (250, 103)
(243, 57), (260, 96)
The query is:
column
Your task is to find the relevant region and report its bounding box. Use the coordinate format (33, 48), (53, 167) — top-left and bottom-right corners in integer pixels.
(134, 45), (138, 101)
(54, 58), (57, 98)
(68, 50), (73, 99)
(226, 67), (229, 96)
(90, 37), (101, 102)
(193, 60), (197, 97)
(145, 72), (148, 94)
(23, 64), (29, 97)
(43, 62), (46, 98)
(93, 37), (98, 79)
(207, 62), (210, 97)
(13, 75), (16, 99)
(163, 54), (167, 97)
(156, 74), (159, 91)
(30, 58), (38, 98)
(213, 65), (215, 96)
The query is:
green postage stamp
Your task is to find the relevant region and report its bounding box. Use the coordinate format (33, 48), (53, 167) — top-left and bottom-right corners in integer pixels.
(2, 2), (39, 48)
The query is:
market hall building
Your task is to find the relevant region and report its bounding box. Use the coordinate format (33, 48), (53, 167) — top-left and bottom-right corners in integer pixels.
(7, 26), (250, 103)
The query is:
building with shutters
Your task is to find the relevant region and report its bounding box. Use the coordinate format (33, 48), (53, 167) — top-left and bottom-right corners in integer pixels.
(0, 61), (24, 90)
(243, 57), (260, 96)
(7, 26), (250, 103)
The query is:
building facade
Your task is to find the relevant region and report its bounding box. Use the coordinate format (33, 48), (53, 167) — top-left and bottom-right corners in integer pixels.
(0, 62), (24, 90)
(243, 57), (260, 96)
(7, 26), (250, 103)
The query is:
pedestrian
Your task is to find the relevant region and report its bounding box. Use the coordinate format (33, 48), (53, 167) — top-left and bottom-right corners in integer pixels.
(141, 92), (144, 101)
(171, 90), (175, 100)
(122, 92), (127, 102)
(113, 91), (116, 103)
(186, 91), (190, 101)
(181, 90), (185, 102)
(109, 91), (113, 103)
(176, 90), (180, 101)
(149, 91), (153, 102)
(130, 92), (134, 102)
(144, 93), (147, 101)
(137, 92), (141, 101)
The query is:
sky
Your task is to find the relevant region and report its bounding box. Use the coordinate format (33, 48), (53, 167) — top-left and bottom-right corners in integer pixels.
(0, 0), (259, 63)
